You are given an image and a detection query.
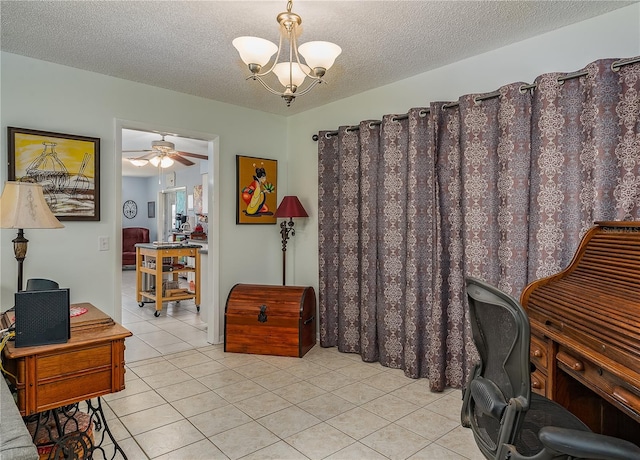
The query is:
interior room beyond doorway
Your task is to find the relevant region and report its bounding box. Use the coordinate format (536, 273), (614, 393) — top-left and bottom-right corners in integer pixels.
(119, 124), (218, 351)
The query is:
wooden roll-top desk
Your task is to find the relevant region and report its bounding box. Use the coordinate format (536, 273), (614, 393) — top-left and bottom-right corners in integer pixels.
(521, 221), (640, 445)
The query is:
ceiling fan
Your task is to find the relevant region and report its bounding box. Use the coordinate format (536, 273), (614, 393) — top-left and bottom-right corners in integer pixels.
(123, 135), (208, 168)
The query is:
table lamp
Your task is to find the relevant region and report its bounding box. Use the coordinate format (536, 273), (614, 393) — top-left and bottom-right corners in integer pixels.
(0, 181), (64, 291)
(275, 196), (308, 286)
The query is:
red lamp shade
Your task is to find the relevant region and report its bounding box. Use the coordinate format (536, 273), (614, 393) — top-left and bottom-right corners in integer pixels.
(275, 196), (308, 218)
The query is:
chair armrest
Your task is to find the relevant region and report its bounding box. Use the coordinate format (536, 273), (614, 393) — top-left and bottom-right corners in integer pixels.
(460, 362), (481, 428)
(539, 426), (640, 460)
(469, 376), (508, 420)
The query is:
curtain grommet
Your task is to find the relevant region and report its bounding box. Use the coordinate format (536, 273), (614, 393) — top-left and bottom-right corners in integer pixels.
(519, 84), (535, 94)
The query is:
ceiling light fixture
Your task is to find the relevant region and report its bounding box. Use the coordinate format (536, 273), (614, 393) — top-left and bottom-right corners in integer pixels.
(128, 158), (149, 167)
(149, 156), (174, 168)
(233, 0), (341, 107)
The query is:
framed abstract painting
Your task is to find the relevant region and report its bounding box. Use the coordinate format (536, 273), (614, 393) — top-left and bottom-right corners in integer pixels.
(8, 127), (100, 221)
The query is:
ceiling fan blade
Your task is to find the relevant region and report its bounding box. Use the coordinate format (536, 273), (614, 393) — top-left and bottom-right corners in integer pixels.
(169, 153), (195, 166)
(132, 152), (160, 160)
(175, 151), (208, 160)
(122, 149), (154, 153)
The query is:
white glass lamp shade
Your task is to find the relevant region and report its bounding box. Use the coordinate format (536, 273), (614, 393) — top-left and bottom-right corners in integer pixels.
(160, 156), (174, 168)
(233, 37), (278, 66)
(149, 156), (174, 168)
(298, 41), (342, 70)
(273, 62), (311, 88)
(129, 158), (148, 167)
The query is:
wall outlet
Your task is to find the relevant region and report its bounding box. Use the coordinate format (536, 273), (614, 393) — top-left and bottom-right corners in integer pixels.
(99, 236), (109, 251)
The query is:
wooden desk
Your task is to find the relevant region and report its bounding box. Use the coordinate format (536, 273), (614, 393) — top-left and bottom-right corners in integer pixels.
(521, 222), (640, 445)
(135, 243), (202, 317)
(527, 318), (640, 443)
(2, 303), (132, 416)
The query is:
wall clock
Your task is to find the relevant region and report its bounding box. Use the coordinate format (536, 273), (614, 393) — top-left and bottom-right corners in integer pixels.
(123, 200), (137, 219)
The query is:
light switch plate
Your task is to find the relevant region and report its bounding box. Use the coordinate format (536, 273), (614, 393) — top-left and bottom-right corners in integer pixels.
(99, 236), (109, 251)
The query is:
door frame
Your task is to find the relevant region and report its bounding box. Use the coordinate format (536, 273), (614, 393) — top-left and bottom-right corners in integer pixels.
(115, 119), (221, 344)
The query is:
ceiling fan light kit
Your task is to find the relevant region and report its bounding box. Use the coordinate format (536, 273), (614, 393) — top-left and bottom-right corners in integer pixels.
(123, 134), (209, 169)
(128, 158), (149, 167)
(149, 155), (174, 168)
(151, 139), (175, 152)
(232, 0), (341, 107)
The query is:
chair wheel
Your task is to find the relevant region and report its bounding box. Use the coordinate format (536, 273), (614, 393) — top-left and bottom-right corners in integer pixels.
(154, 310), (161, 317)
(196, 305), (200, 312)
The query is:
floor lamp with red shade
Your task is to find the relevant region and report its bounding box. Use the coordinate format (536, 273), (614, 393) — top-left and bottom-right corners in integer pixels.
(275, 196), (308, 286)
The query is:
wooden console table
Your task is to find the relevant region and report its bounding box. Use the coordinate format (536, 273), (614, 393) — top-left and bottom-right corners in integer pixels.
(135, 243), (202, 317)
(1, 303), (132, 458)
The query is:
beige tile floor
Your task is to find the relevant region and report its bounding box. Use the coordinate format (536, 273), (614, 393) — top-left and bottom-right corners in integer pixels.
(110, 270), (484, 459)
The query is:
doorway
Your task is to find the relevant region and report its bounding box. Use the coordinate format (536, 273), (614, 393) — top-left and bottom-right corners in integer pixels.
(158, 187), (187, 243)
(116, 120), (220, 354)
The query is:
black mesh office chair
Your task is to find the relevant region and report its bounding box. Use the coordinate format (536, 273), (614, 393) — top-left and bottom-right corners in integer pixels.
(25, 278), (59, 291)
(461, 277), (640, 460)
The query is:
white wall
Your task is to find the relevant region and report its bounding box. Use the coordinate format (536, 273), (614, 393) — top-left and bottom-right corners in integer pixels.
(285, 4), (640, 294)
(1, 53), (287, 317)
(121, 177), (154, 231)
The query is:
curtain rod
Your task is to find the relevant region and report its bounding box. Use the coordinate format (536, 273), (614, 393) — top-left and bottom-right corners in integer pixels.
(313, 56), (639, 141)
(519, 57), (640, 94)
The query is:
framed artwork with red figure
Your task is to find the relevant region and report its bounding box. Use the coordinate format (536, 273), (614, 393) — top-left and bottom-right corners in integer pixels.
(236, 155), (277, 225)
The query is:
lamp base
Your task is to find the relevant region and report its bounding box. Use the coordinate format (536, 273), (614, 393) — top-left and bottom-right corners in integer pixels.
(280, 219), (295, 285)
(13, 228), (28, 292)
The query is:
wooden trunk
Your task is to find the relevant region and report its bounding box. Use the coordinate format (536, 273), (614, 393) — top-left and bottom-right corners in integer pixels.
(224, 284), (316, 357)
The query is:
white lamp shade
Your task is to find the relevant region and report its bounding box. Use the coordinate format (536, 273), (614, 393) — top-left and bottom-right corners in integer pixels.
(160, 156), (174, 168)
(298, 41), (342, 70)
(0, 181), (63, 229)
(149, 156), (175, 168)
(233, 36), (278, 66)
(273, 62), (310, 88)
(129, 158), (149, 167)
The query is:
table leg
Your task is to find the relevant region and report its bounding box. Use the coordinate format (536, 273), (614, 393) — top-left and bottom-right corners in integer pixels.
(85, 397), (128, 459)
(24, 397), (127, 460)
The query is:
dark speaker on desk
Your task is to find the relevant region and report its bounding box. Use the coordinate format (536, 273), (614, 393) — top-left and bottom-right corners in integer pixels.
(14, 288), (71, 348)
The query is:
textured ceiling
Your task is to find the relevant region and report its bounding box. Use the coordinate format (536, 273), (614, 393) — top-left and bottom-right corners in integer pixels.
(2, 1), (634, 177)
(1, 1), (634, 118)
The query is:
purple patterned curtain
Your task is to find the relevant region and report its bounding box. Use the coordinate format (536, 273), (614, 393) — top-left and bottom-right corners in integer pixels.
(431, 101), (468, 389)
(528, 59), (640, 279)
(318, 131), (340, 345)
(317, 57), (640, 392)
